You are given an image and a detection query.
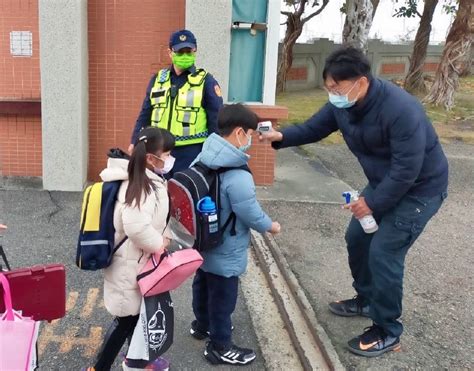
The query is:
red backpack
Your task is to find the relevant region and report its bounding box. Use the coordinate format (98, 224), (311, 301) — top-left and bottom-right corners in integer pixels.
(167, 161), (250, 252)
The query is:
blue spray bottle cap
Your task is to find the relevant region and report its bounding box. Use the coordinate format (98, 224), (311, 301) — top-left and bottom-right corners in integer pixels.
(197, 196), (216, 213)
(342, 192), (352, 204)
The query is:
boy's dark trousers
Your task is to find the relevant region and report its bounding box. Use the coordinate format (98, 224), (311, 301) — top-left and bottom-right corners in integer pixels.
(192, 269), (239, 348)
(346, 186), (447, 338)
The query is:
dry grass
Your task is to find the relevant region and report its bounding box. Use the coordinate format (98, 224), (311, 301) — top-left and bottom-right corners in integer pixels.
(276, 76), (474, 144)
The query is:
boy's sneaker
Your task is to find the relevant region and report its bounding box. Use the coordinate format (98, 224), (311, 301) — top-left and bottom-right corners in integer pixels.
(347, 324), (401, 357)
(204, 341), (256, 365)
(329, 295), (370, 317)
(190, 320), (210, 340)
(190, 320), (235, 340)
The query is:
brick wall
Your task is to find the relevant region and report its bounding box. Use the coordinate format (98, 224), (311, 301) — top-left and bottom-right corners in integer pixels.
(0, 0), (42, 177)
(380, 63), (406, 75)
(87, 0), (185, 180)
(287, 67), (308, 81)
(423, 62), (439, 72)
(280, 40), (449, 91)
(247, 105), (288, 185)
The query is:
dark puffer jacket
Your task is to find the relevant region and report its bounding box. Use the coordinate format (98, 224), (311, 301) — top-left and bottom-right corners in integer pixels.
(273, 78), (449, 213)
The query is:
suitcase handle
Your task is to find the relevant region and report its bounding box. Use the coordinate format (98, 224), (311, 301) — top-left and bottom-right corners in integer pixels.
(0, 273), (14, 320)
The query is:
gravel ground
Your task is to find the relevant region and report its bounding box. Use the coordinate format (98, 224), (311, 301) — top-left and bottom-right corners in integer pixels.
(262, 142), (474, 370)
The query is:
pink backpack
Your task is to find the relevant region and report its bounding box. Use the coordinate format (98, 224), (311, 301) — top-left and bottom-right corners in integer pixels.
(137, 249), (203, 297)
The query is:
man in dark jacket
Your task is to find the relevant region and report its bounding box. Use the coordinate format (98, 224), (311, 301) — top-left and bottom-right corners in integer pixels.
(262, 47), (448, 357)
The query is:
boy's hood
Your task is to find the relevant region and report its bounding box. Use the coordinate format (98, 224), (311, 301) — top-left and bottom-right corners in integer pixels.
(194, 133), (249, 169)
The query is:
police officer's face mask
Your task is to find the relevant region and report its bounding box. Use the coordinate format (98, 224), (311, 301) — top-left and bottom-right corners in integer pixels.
(172, 52), (196, 70)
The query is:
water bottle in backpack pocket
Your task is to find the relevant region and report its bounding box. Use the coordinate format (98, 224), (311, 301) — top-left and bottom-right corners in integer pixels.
(196, 196), (221, 250)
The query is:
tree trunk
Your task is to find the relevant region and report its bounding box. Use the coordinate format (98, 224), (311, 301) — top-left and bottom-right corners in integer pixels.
(342, 0), (374, 54)
(370, 0), (380, 17)
(404, 0), (439, 94)
(425, 0), (473, 110)
(342, 0), (379, 33)
(277, 15), (304, 93)
(459, 35), (473, 76)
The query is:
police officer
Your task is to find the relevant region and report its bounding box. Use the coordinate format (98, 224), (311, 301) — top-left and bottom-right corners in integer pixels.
(262, 47), (448, 357)
(129, 29), (223, 175)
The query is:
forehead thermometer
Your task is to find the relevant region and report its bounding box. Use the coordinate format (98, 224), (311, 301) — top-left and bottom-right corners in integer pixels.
(257, 121), (272, 133)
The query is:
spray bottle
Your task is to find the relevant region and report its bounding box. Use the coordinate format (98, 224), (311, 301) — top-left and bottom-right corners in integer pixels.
(342, 191), (378, 234)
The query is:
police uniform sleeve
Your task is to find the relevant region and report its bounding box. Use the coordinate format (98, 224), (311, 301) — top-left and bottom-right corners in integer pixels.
(130, 74), (157, 144)
(201, 73), (224, 135)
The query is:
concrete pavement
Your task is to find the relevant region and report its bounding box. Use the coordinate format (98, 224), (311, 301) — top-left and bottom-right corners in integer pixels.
(0, 190), (269, 370)
(259, 144), (473, 370)
(2, 141), (472, 369)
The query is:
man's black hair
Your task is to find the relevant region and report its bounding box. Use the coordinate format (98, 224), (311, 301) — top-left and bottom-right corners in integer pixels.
(322, 46), (371, 83)
(218, 103), (259, 136)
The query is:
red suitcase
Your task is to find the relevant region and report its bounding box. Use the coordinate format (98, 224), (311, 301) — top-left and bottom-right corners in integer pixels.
(0, 264), (66, 322)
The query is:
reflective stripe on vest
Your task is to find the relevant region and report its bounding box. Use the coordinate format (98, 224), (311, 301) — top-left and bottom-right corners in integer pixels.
(150, 69), (208, 146)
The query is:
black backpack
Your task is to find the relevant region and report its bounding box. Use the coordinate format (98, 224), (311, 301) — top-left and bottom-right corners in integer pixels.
(168, 162), (251, 252)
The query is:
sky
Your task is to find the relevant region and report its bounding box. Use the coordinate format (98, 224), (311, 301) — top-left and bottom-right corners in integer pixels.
(280, 0), (455, 44)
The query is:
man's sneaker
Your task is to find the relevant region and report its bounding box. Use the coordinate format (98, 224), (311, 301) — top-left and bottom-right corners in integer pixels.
(204, 341), (256, 365)
(329, 295), (370, 317)
(190, 320), (235, 340)
(348, 324), (401, 357)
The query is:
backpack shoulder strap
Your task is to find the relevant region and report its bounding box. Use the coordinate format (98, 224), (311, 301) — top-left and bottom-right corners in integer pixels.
(216, 165), (252, 237)
(113, 236), (128, 254)
(216, 164), (252, 174)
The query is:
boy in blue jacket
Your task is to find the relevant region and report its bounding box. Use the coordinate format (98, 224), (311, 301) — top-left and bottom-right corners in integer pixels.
(189, 104), (281, 365)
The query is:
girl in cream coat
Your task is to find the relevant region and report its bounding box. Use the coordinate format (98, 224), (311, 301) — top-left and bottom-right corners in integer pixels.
(86, 127), (175, 371)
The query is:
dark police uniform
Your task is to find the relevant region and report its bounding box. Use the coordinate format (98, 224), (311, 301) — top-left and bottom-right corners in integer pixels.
(131, 65), (223, 176)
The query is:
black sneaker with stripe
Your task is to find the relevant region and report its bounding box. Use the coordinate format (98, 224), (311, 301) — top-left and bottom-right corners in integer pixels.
(204, 341), (256, 365)
(329, 295), (370, 317)
(190, 320), (235, 340)
(190, 320), (210, 340)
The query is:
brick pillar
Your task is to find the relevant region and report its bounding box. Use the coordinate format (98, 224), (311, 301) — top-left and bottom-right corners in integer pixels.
(87, 0), (185, 180)
(246, 105), (288, 186)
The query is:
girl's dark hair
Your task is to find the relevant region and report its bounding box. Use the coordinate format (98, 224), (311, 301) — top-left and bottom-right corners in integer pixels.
(125, 127), (175, 207)
(322, 46), (371, 83)
(217, 103), (259, 136)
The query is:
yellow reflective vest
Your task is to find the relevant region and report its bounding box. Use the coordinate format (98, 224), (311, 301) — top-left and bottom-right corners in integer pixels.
(150, 68), (208, 146)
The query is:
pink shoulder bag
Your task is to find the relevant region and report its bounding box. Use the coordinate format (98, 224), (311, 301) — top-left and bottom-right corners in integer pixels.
(137, 248), (203, 297)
